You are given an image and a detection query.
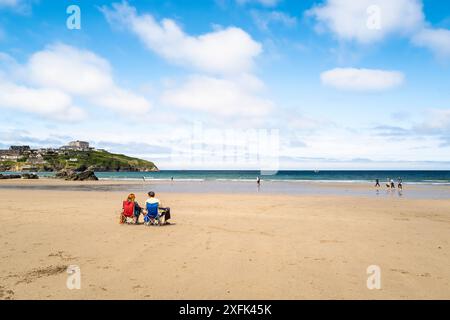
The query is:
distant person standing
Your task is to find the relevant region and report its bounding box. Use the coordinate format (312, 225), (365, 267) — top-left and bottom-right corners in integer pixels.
(398, 178), (403, 190)
(390, 178), (395, 189)
(375, 179), (380, 188)
(256, 176), (261, 186)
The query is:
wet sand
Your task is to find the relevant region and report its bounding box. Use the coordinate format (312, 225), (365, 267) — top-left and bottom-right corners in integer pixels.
(1, 178), (449, 199)
(0, 180), (449, 299)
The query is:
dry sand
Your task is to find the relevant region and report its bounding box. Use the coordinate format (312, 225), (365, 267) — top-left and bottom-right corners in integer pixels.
(0, 180), (449, 300)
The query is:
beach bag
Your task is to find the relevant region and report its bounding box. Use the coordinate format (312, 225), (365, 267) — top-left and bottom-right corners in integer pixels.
(119, 213), (126, 224)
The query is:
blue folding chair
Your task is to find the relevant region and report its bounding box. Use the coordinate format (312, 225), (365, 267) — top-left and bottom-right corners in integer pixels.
(144, 202), (161, 226)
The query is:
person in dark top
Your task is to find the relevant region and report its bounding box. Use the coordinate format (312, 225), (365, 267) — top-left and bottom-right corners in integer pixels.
(375, 179), (380, 188)
(390, 178), (395, 189)
(398, 178), (403, 190)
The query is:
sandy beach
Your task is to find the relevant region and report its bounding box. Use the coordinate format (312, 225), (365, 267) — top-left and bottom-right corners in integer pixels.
(0, 179), (449, 300)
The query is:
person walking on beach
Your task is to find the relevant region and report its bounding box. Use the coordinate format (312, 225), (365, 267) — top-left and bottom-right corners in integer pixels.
(257, 176), (261, 186)
(390, 178), (395, 189)
(398, 178), (403, 190)
(375, 179), (380, 188)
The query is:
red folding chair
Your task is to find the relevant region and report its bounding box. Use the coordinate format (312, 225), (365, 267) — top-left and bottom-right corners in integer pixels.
(121, 200), (135, 224)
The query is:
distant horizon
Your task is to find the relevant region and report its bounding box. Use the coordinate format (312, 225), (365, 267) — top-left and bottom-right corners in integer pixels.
(2, 141), (450, 170)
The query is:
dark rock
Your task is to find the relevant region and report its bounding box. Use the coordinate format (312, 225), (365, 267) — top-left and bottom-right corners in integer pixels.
(75, 164), (88, 172)
(21, 173), (39, 179)
(56, 169), (98, 181)
(72, 170), (98, 181)
(55, 169), (75, 179)
(0, 174), (21, 180)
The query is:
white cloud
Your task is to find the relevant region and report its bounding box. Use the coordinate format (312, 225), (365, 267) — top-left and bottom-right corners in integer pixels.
(27, 44), (151, 114)
(307, 0), (424, 44)
(29, 44), (113, 96)
(101, 2), (262, 75)
(0, 77), (86, 121)
(91, 87), (151, 114)
(0, 44), (151, 121)
(413, 28), (450, 59)
(0, 0), (31, 14)
(161, 75), (273, 117)
(417, 109), (450, 132)
(101, 2), (274, 118)
(0, 0), (19, 7)
(320, 68), (404, 91)
(251, 10), (297, 32)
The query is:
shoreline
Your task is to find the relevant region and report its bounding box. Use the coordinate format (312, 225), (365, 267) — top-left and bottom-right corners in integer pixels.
(1, 177), (449, 200)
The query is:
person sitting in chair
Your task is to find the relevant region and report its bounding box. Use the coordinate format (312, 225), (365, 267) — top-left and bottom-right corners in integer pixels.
(121, 193), (142, 225)
(144, 191), (171, 225)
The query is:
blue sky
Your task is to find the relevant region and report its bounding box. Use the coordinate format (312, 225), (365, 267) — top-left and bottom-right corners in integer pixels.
(0, 0), (449, 170)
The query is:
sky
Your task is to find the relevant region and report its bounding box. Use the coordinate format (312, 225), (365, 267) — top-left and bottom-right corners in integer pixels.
(0, 0), (449, 170)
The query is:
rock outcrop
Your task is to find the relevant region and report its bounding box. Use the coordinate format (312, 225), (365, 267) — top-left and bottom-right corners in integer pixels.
(56, 169), (98, 181)
(0, 174), (21, 180)
(21, 173), (39, 179)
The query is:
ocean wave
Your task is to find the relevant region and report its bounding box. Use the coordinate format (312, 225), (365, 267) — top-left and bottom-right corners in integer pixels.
(95, 177), (450, 185)
(98, 177), (206, 182)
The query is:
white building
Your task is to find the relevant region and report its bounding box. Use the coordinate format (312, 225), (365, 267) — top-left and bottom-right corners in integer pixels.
(68, 141), (90, 150)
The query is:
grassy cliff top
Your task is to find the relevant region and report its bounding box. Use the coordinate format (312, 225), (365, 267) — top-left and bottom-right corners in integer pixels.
(42, 149), (158, 172)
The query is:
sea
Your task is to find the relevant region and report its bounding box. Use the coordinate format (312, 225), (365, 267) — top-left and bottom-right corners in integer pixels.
(3, 170), (450, 184)
(2, 170), (450, 199)
(89, 170), (450, 185)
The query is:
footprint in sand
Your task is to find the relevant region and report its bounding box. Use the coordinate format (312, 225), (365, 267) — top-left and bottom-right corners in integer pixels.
(89, 284), (107, 291)
(16, 265), (67, 285)
(0, 286), (15, 300)
(390, 268), (409, 275)
(419, 273), (431, 277)
(48, 251), (74, 261)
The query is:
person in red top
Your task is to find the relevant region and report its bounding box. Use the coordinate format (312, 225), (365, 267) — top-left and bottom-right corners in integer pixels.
(121, 193), (142, 224)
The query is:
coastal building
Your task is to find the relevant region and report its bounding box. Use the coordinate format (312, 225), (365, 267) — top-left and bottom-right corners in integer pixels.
(68, 140), (90, 151)
(0, 154), (20, 160)
(28, 154), (46, 165)
(38, 148), (57, 154)
(60, 140), (92, 152)
(10, 145), (31, 153)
